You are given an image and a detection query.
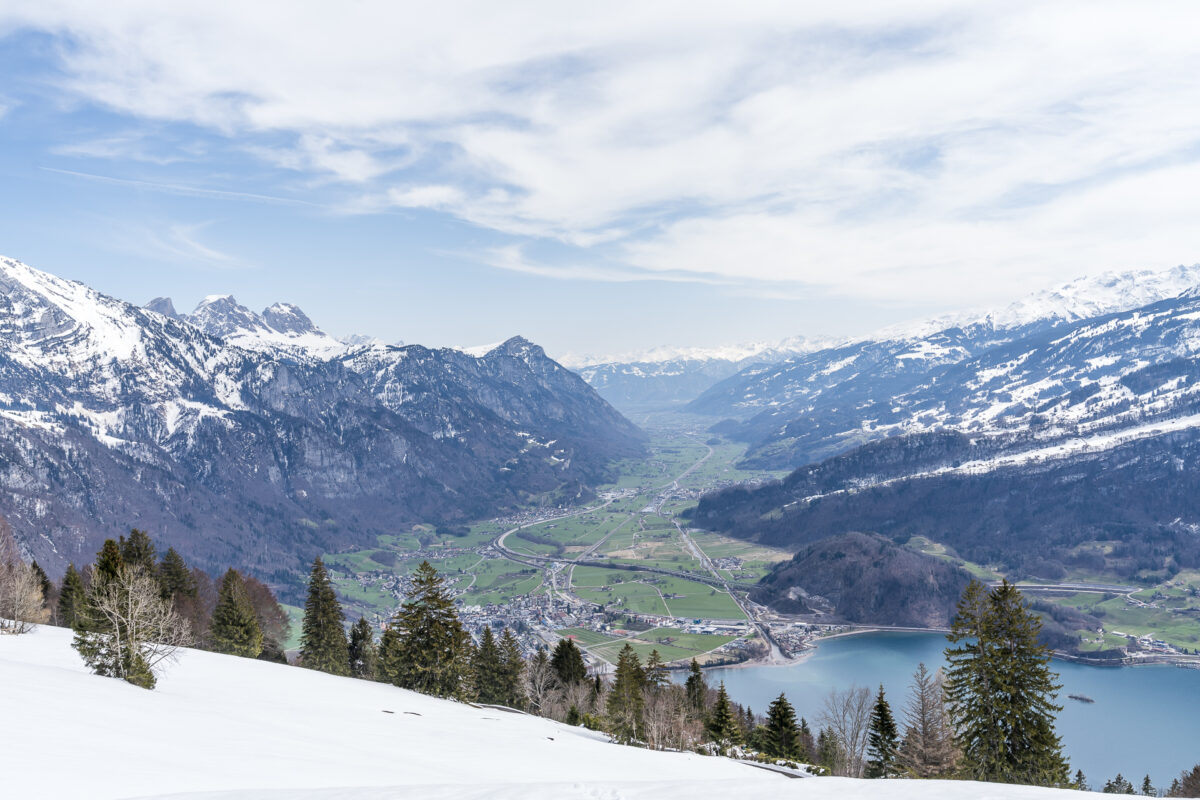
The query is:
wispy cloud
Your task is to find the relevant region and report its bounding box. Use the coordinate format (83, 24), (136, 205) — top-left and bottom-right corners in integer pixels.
(8, 2), (1200, 303)
(42, 167), (319, 207)
(106, 220), (251, 269)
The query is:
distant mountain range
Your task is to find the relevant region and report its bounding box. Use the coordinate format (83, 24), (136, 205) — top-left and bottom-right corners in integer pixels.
(682, 263), (1200, 592)
(0, 256), (642, 577)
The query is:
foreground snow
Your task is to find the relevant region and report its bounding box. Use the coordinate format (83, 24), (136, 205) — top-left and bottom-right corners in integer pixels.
(1, 626), (1081, 799)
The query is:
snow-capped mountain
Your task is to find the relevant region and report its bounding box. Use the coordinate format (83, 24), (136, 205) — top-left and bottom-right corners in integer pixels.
(156, 293), (350, 359)
(568, 337), (835, 413)
(0, 256), (642, 576)
(689, 264), (1200, 468)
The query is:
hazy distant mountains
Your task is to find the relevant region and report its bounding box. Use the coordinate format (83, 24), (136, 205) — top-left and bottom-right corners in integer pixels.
(0, 257), (642, 577)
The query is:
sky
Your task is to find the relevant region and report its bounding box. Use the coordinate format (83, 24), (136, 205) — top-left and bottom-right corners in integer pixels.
(1, 2), (1200, 361)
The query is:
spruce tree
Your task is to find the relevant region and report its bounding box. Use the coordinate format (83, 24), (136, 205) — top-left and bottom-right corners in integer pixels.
(685, 658), (707, 715)
(1104, 774), (1135, 794)
(865, 684), (899, 778)
(29, 560), (52, 608)
(1141, 775), (1155, 796)
(763, 692), (802, 760)
(119, 529), (156, 572)
(348, 616), (378, 680)
(945, 580), (1069, 786)
(550, 637), (587, 686)
(706, 682), (741, 749)
(299, 557), (350, 676)
(377, 561), (469, 697)
(158, 547), (196, 603)
(817, 728), (842, 774)
(1074, 770), (1089, 791)
(798, 717), (816, 763)
(498, 628), (525, 708)
(94, 539), (124, 585)
(209, 568), (263, 658)
(643, 649), (668, 690)
(606, 643), (645, 743)
(57, 563), (86, 629)
(472, 626), (506, 704)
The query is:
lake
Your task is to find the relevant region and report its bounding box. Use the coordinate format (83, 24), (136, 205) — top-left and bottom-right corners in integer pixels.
(686, 632), (1200, 788)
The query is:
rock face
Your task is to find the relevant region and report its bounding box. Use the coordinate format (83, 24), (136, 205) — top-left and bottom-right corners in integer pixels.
(750, 532), (971, 628)
(0, 256), (643, 576)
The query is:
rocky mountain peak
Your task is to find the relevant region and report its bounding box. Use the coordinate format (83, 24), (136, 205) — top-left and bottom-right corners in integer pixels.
(144, 297), (180, 319)
(262, 302), (317, 335)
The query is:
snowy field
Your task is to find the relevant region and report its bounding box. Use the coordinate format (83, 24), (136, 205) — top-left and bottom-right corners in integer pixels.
(1, 625), (1080, 799)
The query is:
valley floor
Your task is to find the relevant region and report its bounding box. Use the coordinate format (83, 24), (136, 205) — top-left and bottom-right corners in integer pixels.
(3, 625), (1082, 799)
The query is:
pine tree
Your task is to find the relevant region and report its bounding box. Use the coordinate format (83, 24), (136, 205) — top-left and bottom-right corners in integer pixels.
(606, 643), (645, 744)
(1141, 775), (1155, 796)
(498, 628), (525, 709)
(57, 564), (86, 629)
(472, 626), (506, 704)
(1075, 770), (1089, 791)
(550, 637), (587, 686)
(299, 557), (350, 676)
(706, 682), (741, 749)
(866, 685), (899, 778)
(643, 649), (668, 690)
(209, 568), (262, 658)
(158, 548), (196, 603)
(29, 560), (52, 607)
(377, 561), (470, 697)
(945, 580), (1069, 786)
(763, 692), (801, 760)
(348, 616), (378, 680)
(685, 658), (707, 715)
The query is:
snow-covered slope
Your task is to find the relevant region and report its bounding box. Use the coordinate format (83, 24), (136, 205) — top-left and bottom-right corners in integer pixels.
(0, 257), (642, 576)
(0, 625), (1076, 800)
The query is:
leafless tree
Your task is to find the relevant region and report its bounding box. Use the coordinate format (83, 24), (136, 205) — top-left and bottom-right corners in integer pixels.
(643, 684), (700, 751)
(0, 560), (49, 634)
(524, 651), (559, 716)
(74, 566), (192, 687)
(898, 663), (960, 777)
(819, 685), (873, 777)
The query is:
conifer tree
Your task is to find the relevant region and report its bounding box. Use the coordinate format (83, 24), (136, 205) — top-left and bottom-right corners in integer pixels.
(706, 682), (741, 749)
(1104, 774), (1135, 794)
(606, 643), (645, 744)
(1141, 775), (1155, 796)
(763, 693), (802, 760)
(158, 548), (196, 603)
(299, 557), (350, 676)
(945, 580), (1069, 786)
(1075, 770), (1089, 791)
(643, 649), (668, 690)
(1178, 764), (1200, 797)
(94, 539), (124, 585)
(798, 717), (816, 763)
(866, 685), (899, 778)
(57, 563), (86, 629)
(817, 728), (842, 774)
(348, 616), (378, 680)
(550, 637), (587, 686)
(377, 561), (469, 697)
(209, 568), (262, 658)
(498, 628), (525, 708)
(472, 626), (506, 704)
(898, 662), (959, 777)
(119, 529), (156, 573)
(28, 560), (52, 608)
(685, 658), (707, 715)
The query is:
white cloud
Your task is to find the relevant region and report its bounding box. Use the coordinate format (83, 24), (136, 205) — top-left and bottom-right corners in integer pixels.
(7, 1), (1200, 302)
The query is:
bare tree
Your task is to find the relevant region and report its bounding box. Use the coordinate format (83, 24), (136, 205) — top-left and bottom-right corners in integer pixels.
(0, 560), (50, 634)
(819, 685), (873, 777)
(899, 663), (960, 777)
(74, 567), (192, 688)
(644, 684), (700, 751)
(524, 650), (559, 716)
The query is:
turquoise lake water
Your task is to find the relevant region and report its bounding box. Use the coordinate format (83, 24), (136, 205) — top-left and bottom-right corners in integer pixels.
(686, 632), (1200, 788)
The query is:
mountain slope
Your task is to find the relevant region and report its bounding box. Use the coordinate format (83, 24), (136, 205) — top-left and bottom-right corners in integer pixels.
(689, 265), (1200, 469)
(0, 625), (1080, 799)
(0, 257), (643, 577)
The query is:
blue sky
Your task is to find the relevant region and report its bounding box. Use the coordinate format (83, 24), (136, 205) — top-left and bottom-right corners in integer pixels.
(2, 3), (1200, 360)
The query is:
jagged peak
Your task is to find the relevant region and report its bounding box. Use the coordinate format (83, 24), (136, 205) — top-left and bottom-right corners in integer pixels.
(144, 297), (179, 319)
(261, 302), (318, 335)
